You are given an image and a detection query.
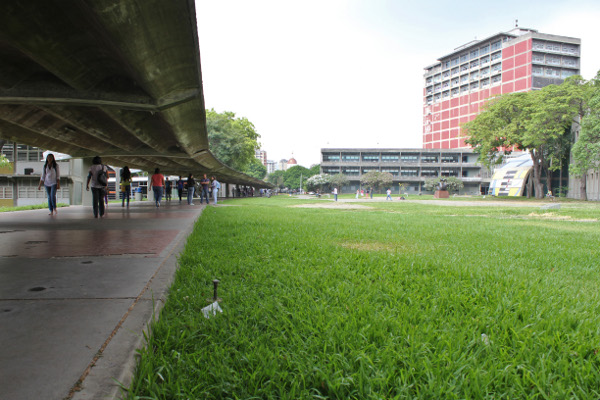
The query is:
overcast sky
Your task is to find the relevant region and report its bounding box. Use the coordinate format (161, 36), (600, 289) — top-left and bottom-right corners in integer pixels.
(196, 0), (600, 167)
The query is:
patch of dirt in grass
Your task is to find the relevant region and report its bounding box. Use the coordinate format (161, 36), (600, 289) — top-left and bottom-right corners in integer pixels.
(526, 212), (597, 222)
(291, 203), (373, 210)
(339, 240), (419, 253)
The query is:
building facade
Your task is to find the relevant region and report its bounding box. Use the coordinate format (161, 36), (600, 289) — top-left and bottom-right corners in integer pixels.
(255, 149), (267, 166)
(423, 27), (581, 149)
(321, 148), (488, 194)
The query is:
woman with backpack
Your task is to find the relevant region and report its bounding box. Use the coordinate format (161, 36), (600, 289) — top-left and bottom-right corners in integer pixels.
(86, 156), (108, 218)
(37, 153), (60, 216)
(120, 166), (132, 207)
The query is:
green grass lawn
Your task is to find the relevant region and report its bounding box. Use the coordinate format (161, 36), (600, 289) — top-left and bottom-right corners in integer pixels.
(125, 196), (600, 399)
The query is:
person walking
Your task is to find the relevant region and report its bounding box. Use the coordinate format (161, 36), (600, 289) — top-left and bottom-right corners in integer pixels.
(37, 153), (60, 216)
(211, 176), (220, 205)
(86, 156), (108, 218)
(149, 168), (165, 208)
(165, 178), (172, 202)
(120, 166), (132, 207)
(356, 189), (359, 199)
(177, 176), (184, 203)
(386, 188), (392, 201)
(200, 174), (210, 204)
(187, 174), (195, 205)
(333, 187), (338, 201)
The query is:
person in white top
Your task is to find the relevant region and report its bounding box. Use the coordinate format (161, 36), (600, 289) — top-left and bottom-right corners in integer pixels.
(386, 188), (392, 201)
(37, 153), (60, 215)
(333, 187), (338, 201)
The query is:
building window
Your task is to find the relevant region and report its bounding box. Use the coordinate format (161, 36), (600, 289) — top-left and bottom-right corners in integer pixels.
(480, 56), (490, 66)
(422, 155), (438, 163)
(480, 44), (490, 55)
(426, 77), (433, 85)
(381, 154), (399, 162)
(491, 40), (501, 51)
(470, 71), (479, 81)
(342, 168), (360, 176)
(323, 154), (340, 162)
(460, 85), (469, 94)
(481, 77), (490, 87)
(460, 53), (468, 63)
(451, 57), (459, 66)
(451, 67), (459, 76)
(441, 169), (458, 177)
(470, 60), (479, 69)
(342, 154), (360, 162)
(460, 75), (469, 84)
(434, 83), (441, 92)
(401, 169), (418, 177)
(433, 74), (442, 83)
(442, 71), (450, 79)
(451, 88), (459, 97)
(362, 154), (379, 162)
(533, 41), (545, 50)
(381, 168), (399, 177)
(442, 90), (450, 99)
(460, 64), (469, 73)
(421, 169), (438, 177)
(547, 56), (560, 65)
(323, 167), (340, 174)
(443, 60), (451, 69)
(563, 57), (577, 67)
(491, 51), (501, 61)
(532, 53), (545, 63)
(362, 168), (379, 174)
(532, 66), (543, 76)
(441, 155), (459, 163)
(481, 67), (490, 76)
(451, 77), (459, 86)
(491, 63), (502, 73)
(470, 49), (479, 59)
(491, 75), (501, 85)
(401, 154), (418, 162)
(561, 70), (576, 79)
(470, 82), (479, 91)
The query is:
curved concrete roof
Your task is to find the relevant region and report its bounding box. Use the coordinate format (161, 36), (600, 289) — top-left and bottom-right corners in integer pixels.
(0, 0), (269, 187)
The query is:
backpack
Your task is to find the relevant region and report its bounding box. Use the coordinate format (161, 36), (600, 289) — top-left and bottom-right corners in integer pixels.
(97, 166), (108, 186)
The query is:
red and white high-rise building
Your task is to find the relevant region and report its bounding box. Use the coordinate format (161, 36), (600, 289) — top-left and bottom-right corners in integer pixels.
(423, 27), (580, 149)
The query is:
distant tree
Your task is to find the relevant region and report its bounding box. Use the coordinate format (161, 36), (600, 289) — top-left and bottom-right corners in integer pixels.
(283, 165), (310, 190)
(266, 170), (285, 189)
(570, 72), (600, 200)
(328, 173), (349, 193)
(423, 177), (464, 193)
(309, 164), (321, 177)
(206, 109), (260, 172)
(243, 158), (267, 180)
(305, 174), (329, 192)
(360, 171), (393, 193)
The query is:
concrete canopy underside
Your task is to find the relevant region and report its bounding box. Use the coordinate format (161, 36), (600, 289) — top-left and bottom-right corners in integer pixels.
(0, 0), (267, 187)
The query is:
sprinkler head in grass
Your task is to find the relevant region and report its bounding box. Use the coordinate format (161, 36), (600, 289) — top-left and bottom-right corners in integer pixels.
(207, 279), (222, 303)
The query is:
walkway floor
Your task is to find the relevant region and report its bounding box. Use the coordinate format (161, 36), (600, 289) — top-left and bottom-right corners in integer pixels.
(0, 199), (208, 400)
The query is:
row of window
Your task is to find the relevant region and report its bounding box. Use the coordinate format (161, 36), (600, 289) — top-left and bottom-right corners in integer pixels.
(531, 53), (578, 68)
(1, 143), (44, 162)
(426, 76), (503, 104)
(531, 67), (577, 79)
(323, 155), (467, 163)
(334, 168), (463, 178)
(427, 54), (501, 85)
(532, 40), (579, 55)
(427, 64), (502, 94)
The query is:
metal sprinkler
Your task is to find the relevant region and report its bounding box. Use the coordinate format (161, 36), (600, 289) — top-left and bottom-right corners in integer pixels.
(207, 279), (222, 302)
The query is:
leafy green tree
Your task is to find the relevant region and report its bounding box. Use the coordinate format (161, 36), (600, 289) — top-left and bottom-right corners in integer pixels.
(283, 165), (310, 190)
(243, 158), (267, 180)
(570, 73), (600, 200)
(0, 154), (9, 168)
(360, 171), (393, 193)
(309, 164), (321, 177)
(206, 109), (260, 172)
(423, 177), (464, 193)
(464, 78), (585, 199)
(329, 173), (349, 193)
(266, 170), (285, 189)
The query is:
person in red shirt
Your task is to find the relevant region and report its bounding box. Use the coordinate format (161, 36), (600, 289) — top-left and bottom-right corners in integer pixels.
(149, 168), (165, 208)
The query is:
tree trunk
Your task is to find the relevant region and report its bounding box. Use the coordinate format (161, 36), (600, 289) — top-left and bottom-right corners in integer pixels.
(530, 152), (544, 199)
(580, 173), (588, 201)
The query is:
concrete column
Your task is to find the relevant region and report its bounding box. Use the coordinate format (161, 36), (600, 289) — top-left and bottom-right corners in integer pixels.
(80, 158), (93, 207)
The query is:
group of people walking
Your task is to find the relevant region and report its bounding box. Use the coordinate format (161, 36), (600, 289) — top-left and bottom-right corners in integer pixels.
(39, 153), (226, 218)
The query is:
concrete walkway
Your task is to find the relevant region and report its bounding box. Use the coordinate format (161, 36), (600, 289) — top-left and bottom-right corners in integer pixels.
(0, 199), (208, 400)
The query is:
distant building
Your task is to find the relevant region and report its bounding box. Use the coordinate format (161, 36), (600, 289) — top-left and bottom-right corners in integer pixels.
(278, 159), (288, 171)
(321, 148), (489, 194)
(255, 149), (267, 166)
(287, 156), (297, 167)
(423, 27), (581, 149)
(266, 160), (276, 174)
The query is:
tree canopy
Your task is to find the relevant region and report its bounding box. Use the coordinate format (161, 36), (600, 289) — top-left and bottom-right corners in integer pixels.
(570, 72), (600, 200)
(360, 171), (393, 192)
(464, 77), (587, 198)
(266, 170), (285, 189)
(283, 165), (310, 190)
(243, 158), (267, 180)
(423, 177), (464, 193)
(206, 109), (261, 172)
